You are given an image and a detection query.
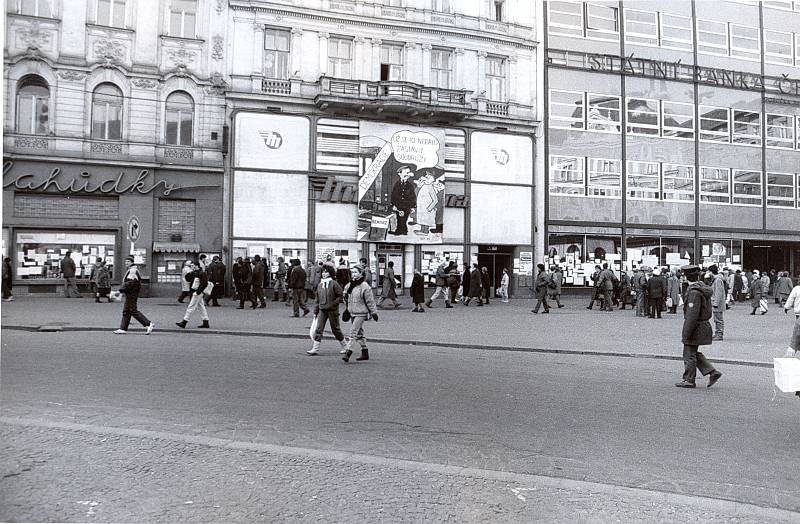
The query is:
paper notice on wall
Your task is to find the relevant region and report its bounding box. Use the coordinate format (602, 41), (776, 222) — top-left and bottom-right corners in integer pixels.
(157, 266), (166, 273)
(665, 253), (682, 266)
(60, 249), (67, 255)
(167, 262), (177, 271)
(248, 245), (265, 258)
(642, 255), (659, 269)
(702, 245), (710, 257)
(70, 252), (82, 264)
(733, 255), (740, 263)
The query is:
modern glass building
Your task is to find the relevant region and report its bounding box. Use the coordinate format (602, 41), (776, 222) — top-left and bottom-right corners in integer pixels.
(544, 0), (800, 286)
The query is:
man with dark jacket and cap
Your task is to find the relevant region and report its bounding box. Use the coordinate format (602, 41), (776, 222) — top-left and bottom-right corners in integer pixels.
(390, 165), (417, 236)
(708, 264), (726, 341)
(251, 255), (267, 308)
(236, 258), (255, 309)
(289, 259), (310, 317)
(676, 265), (722, 389)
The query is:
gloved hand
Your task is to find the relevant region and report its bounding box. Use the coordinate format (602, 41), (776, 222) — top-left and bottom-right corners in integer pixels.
(314, 308), (320, 316)
(372, 313), (379, 322)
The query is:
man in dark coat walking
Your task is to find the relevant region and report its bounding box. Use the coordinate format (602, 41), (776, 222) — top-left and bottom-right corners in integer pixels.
(531, 263), (551, 314)
(463, 263), (483, 306)
(251, 255), (267, 308)
(236, 258), (255, 309)
(646, 267), (667, 318)
(206, 256), (226, 307)
(676, 265), (722, 388)
(289, 259), (310, 317)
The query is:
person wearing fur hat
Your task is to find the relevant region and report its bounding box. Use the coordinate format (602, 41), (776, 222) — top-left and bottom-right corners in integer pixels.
(307, 265), (350, 355)
(114, 255), (154, 335)
(177, 260), (194, 303)
(675, 265), (722, 389)
(342, 265), (379, 362)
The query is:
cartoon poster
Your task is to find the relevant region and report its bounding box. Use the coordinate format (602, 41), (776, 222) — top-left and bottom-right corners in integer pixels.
(357, 122), (446, 244)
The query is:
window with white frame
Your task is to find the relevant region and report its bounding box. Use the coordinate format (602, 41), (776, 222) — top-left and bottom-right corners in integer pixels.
(328, 37), (353, 78)
(548, 1), (583, 37)
(659, 13), (693, 50)
(587, 158), (621, 197)
(385, 0), (403, 6)
(661, 101), (694, 140)
(700, 167), (730, 203)
(797, 117), (800, 149)
(432, 0), (451, 13)
(765, 30), (793, 65)
(732, 170), (762, 206)
(549, 155), (585, 195)
(91, 83), (123, 141)
(96, 0), (126, 27)
(169, 0), (197, 38)
(763, 1), (800, 11)
(699, 106), (730, 143)
(587, 93), (621, 132)
(662, 164), (695, 202)
(626, 98), (659, 136)
(16, 75), (49, 135)
(13, 0), (52, 17)
(627, 161), (660, 200)
(796, 33), (800, 67)
(797, 174), (800, 207)
(485, 56), (506, 101)
(730, 24), (760, 60)
(625, 9), (658, 46)
(264, 28), (290, 79)
(766, 113), (795, 149)
(485, 0), (503, 21)
(549, 90), (584, 130)
(732, 110), (761, 146)
(380, 43), (404, 81)
(165, 91), (193, 146)
(766, 172), (795, 208)
(585, 3), (618, 40)
(431, 48), (453, 89)
(696, 19), (728, 55)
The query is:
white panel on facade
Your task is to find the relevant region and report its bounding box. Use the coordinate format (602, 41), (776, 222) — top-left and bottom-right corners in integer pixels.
(233, 171), (307, 238)
(314, 202), (358, 239)
(470, 184), (532, 245)
(234, 113), (311, 171)
(470, 131), (533, 185)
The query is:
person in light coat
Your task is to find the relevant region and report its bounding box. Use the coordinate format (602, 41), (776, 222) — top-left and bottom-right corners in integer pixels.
(750, 269), (766, 315)
(378, 261), (399, 308)
(784, 281), (800, 320)
(775, 272), (794, 305)
(666, 271), (681, 314)
(342, 265), (379, 362)
(307, 265), (349, 356)
(177, 260), (194, 303)
(548, 266), (564, 308)
(499, 268), (510, 303)
(413, 172), (439, 235)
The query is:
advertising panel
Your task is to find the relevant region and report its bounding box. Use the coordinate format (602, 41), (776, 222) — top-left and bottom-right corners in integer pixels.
(470, 131), (533, 185)
(357, 122), (446, 244)
(234, 113), (310, 171)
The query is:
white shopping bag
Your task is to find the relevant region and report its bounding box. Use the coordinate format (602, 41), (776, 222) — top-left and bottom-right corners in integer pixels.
(760, 298), (769, 313)
(202, 281), (214, 296)
(774, 358), (800, 392)
(309, 315), (318, 342)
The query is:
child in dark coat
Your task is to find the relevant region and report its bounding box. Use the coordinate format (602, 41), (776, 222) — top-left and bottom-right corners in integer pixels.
(411, 269), (426, 312)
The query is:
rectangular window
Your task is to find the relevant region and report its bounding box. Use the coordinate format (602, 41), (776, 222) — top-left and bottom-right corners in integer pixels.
(549, 90), (584, 130)
(624, 9), (658, 46)
(661, 101), (694, 140)
(548, 1), (583, 37)
(732, 110), (761, 146)
(485, 0), (503, 21)
(700, 167), (731, 204)
(626, 98), (659, 136)
(380, 43), (404, 81)
(328, 37), (353, 78)
(549, 155), (585, 195)
(587, 158), (621, 198)
(663, 164), (695, 202)
(697, 19), (728, 55)
(765, 30), (793, 65)
(627, 161), (660, 200)
(699, 106), (730, 143)
(587, 93), (620, 132)
(660, 13), (693, 50)
(766, 113), (795, 149)
(97, 0), (126, 27)
(485, 55), (506, 101)
(169, 0), (197, 38)
(264, 28), (290, 79)
(432, 0), (451, 13)
(732, 170), (762, 206)
(17, 0), (52, 17)
(766, 172), (795, 208)
(585, 3), (618, 40)
(730, 24), (760, 60)
(430, 48), (453, 89)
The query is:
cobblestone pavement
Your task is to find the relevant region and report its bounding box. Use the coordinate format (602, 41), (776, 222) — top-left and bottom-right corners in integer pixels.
(2, 420), (795, 523)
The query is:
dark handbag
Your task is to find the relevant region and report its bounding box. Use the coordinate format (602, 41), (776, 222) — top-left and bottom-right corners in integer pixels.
(342, 308), (351, 322)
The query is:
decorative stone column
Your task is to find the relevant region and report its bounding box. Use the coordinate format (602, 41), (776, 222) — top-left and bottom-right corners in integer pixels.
(477, 50), (487, 98)
(454, 47), (465, 90)
(371, 38), (382, 81)
(507, 55), (517, 102)
(354, 36), (367, 80)
(252, 22), (264, 75)
(318, 32), (329, 77)
(291, 28), (304, 79)
(421, 43), (432, 86)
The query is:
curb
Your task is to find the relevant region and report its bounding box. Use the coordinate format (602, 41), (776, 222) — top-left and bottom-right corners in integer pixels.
(4, 324), (772, 368)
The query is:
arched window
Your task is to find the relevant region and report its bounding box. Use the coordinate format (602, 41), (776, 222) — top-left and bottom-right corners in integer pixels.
(91, 83), (123, 140)
(16, 75), (49, 135)
(165, 91), (193, 146)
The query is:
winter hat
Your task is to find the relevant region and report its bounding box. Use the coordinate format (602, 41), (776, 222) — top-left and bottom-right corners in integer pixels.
(652, 267), (661, 276)
(125, 255), (135, 263)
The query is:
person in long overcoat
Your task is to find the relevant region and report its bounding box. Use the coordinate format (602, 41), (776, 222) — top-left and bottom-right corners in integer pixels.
(237, 258), (255, 309)
(531, 263), (551, 314)
(750, 269), (765, 314)
(775, 272), (794, 305)
(411, 269), (426, 312)
(675, 265), (722, 389)
(666, 271), (681, 314)
(464, 263), (483, 306)
(548, 266), (564, 308)
(206, 256), (226, 307)
(619, 270), (632, 310)
(2, 257), (13, 302)
(378, 261), (398, 308)
(481, 267), (491, 305)
(93, 260), (112, 303)
(460, 265), (470, 304)
(646, 268), (666, 318)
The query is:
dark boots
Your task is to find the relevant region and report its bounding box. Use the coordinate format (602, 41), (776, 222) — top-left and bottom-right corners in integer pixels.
(198, 320), (210, 328)
(445, 300), (453, 308)
(356, 348), (369, 361)
(175, 320), (187, 328)
(272, 292), (279, 302)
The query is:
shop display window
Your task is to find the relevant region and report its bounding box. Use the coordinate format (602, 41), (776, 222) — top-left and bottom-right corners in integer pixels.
(547, 233), (621, 286)
(15, 231), (116, 280)
(699, 238), (743, 268)
(155, 254), (190, 284)
(231, 240), (307, 278)
(626, 236), (694, 268)
(421, 247), (464, 286)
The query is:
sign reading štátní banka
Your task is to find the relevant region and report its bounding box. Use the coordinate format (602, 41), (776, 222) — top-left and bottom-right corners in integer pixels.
(357, 122), (446, 244)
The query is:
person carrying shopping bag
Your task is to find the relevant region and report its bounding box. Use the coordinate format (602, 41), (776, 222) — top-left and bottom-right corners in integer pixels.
(306, 265), (350, 356)
(342, 265), (379, 363)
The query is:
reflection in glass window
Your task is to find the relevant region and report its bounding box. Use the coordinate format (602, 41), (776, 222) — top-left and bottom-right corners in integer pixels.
(587, 93), (620, 132)
(625, 9), (658, 46)
(627, 161), (659, 200)
(660, 13), (692, 50)
(732, 110), (761, 146)
(264, 28), (290, 79)
(585, 3), (618, 40)
(485, 56), (506, 101)
(626, 98), (659, 135)
(730, 24), (760, 60)
(663, 164), (695, 202)
(165, 91), (193, 146)
(765, 30), (793, 65)
(699, 106), (730, 142)
(766, 172), (795, 208)
(697, 19), (728, 55)
(549, 90), (584, 129)
(549, 155), (585, 195)
(732, 170), (762, 206)
(766, 113), (795, 149)
(587, 158), (621, 198)
(661, 101), (694, 139)
(328, 37), (354, 79)
(548, 1), (583, 37)
(91, 83), (123, 141)
(430, 48), (452, 89)
(700, 167), (730, 204)
(16, 75), (49, 135)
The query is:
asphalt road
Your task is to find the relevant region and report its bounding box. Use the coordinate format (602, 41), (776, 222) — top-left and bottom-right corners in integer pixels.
(2, 330), (799, 522)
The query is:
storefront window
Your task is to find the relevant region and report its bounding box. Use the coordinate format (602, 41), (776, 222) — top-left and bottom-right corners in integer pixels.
(15, 231), (116, 280)
(547, 233), (621, 286)
(421, 245), (464, 286)
(231, 240), (307, 278)
(699, 238), (743, 268)
(627, 235), (694, 267)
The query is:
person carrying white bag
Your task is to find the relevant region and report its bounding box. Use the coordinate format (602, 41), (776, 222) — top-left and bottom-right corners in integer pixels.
(775, 292), (800, 399)
(175, 263), (211, 329)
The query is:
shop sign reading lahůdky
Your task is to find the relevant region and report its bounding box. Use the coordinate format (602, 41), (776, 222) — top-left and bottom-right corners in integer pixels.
(3, 161), (218, 196)
(319, 176), (469, 208)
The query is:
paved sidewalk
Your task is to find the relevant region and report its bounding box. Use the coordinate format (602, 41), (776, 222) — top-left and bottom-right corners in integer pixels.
(2, 294), (795, 365)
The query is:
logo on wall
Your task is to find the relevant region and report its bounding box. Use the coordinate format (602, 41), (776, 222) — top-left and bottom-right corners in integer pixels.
(258, 131), (283, 149)
(491, 148), (509, 165)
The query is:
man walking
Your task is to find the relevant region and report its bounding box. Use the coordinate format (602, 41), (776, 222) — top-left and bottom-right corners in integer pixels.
(598, 263), (615, 312)
(647, 267), (666, 318)
(289, 259), (310, 317)
(206, 255), (225, 307)
(236, 258), (255, 309)
(531, 264), (551, 314)
(426, 261), (451, 309)
(251, 255), (267, 308)
(675, 265), (722, 389)
(114, 255), (154, 335)
(60, 251), (82, 298)
(176, 262), (211, 329)
(378, 261), (399, 308)
(548, 266), (564, 308)
(709, 265), (725, 341)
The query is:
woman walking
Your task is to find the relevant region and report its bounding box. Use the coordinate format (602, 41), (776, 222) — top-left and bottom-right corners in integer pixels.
(378, 261), (399, 308)
(464, 263), (483, 306)
(342, 265), (379, 362)
(750, 269), (766, 315)
(499, 268), (510, 303)
(93, 259), (112, 303)
(411, 269), (426, 312)
(307, 265), (350, 355)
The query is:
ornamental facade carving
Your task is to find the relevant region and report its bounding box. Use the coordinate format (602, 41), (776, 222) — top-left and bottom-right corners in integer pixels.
(132, 78), (158, 89)
(17, 20), (52, 51)
(93, 39), (126, 64)
(166, 42), (197, 68)
(57, 70), (87, 81)
(211, 36), (224, 61)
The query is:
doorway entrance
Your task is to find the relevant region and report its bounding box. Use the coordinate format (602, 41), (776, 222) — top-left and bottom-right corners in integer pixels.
(744, 240), (800, 276)
(376, 245), (404, 296)
(477, 245), (513, 298)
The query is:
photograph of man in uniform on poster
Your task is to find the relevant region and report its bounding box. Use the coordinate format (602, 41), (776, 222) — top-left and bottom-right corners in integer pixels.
(357, 123), (446, 244)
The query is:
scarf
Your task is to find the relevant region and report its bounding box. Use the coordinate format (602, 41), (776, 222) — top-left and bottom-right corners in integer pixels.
(347, 275), (365, 297)
(320, 275), (332, 289)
